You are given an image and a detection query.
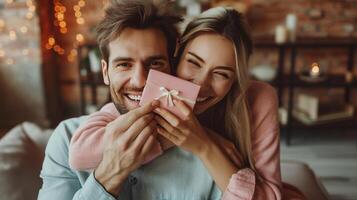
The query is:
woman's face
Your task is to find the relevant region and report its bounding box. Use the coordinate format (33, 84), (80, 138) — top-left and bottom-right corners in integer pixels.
(177, 33), (236, 114)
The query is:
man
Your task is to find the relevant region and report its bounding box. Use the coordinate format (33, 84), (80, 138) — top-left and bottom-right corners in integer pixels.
(38, 0), (183, 199)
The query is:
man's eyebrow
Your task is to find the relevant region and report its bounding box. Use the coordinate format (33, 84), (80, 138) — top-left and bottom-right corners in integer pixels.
(111, 55), (168, 64)
(111, 57), (133, 64)
(146, 55), (168, 61)
(188, 51), (205, 63)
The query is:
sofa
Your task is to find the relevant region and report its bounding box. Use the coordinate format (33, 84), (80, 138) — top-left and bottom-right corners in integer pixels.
(0, 122), (330, 200)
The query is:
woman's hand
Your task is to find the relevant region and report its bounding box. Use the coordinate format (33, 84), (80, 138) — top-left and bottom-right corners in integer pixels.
(155, 100), (240, 191)
(157, 134), (175, 151)
(154, 99), (212, 157)
(205, 129), (243, 168)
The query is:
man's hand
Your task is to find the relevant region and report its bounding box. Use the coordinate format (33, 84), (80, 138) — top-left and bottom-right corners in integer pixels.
(94, 101), (159, 197)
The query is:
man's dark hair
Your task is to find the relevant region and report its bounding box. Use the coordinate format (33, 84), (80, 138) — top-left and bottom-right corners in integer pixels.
(96, 0), (182, 66)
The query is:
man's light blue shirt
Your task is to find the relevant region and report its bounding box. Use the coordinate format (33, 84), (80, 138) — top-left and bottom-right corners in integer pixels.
(38, 117), (222, 200)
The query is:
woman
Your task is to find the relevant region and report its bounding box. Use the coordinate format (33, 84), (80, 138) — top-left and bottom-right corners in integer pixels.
(70, 7), (305, 199)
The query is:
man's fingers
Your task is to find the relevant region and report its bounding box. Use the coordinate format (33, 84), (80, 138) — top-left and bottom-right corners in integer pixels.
(129, 100), (159, 122)
(123, 113), (154, 142)
(110, 100), (159, 131)
(139, 134), (156, 158)
(129, 120), (157, 152)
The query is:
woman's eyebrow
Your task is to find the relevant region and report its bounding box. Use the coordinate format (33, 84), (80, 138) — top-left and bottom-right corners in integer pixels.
(188, 51), (234, 71)
(188, 51), (205, 63)
(215, 66), (235, 72)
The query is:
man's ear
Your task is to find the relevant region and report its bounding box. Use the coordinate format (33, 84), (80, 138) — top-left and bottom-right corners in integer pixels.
(101, 59), (110, 85)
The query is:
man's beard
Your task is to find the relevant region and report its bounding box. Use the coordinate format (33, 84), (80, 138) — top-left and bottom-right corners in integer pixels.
(109, 84), (129, 114)
(105, 70), (147, 114)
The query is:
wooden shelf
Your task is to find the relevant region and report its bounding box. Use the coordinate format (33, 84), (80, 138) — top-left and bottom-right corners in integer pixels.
(254, 37), (357, 145)
(80, 72), (104, 86)
(269, 75), (357, 88)
(77, 43), (103, 114)
(281, 116), (357, 130)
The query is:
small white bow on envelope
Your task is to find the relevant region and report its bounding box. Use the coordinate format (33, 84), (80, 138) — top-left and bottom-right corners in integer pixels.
(155, 87), (195, 107)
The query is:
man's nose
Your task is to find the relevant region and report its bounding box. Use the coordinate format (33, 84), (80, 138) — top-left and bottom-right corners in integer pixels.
(130, 63), (147, 89)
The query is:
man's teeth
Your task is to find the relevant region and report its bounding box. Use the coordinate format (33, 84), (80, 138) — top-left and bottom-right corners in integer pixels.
(127, 94), (142, 101)
(196, 97), (209, 102)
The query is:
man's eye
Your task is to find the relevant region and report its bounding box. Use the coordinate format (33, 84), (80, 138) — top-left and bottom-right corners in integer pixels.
(116, 63), (130, 68)
(149, 61), (164, 68)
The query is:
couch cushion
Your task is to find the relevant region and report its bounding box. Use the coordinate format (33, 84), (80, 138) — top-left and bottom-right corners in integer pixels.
(0, 122), (52, 200)
(282, 160), (330, 200)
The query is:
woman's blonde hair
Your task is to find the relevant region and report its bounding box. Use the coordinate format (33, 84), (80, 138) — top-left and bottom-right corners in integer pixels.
(175, 7), (256, 173)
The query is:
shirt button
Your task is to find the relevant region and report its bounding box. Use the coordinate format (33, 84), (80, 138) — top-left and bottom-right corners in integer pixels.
(129, 176), (138, 185)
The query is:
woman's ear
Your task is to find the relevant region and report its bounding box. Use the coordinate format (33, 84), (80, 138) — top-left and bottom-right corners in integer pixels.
(101, 59), (110, 85)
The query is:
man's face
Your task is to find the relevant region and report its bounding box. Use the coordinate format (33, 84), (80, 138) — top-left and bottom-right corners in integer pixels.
(102, 28), (171, 113)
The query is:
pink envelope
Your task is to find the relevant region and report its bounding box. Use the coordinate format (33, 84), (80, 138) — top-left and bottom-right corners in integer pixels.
(139, 69), (200, 119)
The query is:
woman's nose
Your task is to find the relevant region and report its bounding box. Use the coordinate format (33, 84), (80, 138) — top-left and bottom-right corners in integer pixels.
(193, 73), (211, 88)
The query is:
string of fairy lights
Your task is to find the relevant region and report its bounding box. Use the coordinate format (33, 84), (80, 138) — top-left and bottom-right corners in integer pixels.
(0, 0), (36, 65)
(0, 0), (110, 65)
(45, 0), (87, 62)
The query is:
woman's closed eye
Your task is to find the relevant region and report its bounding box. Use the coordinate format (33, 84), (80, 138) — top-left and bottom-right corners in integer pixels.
(213, 71), (231, 79)
(187, 59), (201, 68)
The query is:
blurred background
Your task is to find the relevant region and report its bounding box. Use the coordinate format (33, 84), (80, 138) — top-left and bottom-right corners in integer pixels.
(0, 0), (356, 199)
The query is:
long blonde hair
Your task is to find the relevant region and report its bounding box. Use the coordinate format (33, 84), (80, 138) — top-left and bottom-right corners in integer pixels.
(175, 7), (256, 173)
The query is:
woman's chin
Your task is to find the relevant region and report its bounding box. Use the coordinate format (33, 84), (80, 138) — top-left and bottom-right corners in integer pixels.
(193, 103), (210, 115)
(193, 97), (225, 116)
(193, 108), (205, 115)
